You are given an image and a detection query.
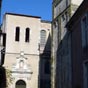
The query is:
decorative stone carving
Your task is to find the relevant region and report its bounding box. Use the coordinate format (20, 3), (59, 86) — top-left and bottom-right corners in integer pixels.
(12, 51), (33, 80)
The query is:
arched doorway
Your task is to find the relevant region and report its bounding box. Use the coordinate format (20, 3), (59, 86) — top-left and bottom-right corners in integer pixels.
(16, 80), (26, 88)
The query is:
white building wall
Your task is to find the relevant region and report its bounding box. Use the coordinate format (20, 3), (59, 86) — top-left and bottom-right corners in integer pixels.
(40, 21), (51, 52)
(2, 13), (51, 88)
(71, 0), (83, 5)
(54, 0), (83, 19)
(5, 54), (39, 88)
(5, 14), (40, 55)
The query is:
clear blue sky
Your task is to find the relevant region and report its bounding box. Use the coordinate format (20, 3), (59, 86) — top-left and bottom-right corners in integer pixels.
(1, 0), (52, 22)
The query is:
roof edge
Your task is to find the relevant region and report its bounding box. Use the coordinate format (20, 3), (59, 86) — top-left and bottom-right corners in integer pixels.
(5, 13), (41, 19)
(41, 20), (51, 23)
(66, 0), (87, 30)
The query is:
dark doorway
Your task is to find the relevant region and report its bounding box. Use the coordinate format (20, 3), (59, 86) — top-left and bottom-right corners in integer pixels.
(16, 80), (26, 88)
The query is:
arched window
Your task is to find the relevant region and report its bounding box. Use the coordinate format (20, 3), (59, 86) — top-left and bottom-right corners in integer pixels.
(16, 80), (26, 88)
(25, 28), (30, 42)
(15, 27), (20, 41)
(40, 30), (46, 46)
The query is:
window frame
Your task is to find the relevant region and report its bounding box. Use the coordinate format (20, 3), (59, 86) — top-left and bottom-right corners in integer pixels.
(15, 27), (20, 42)
(25, 28), (30, 42)
(44, 60), (51, 74)
(40, 30), (46, 46)
(81, 13), (88, 48)
(83, 60), (88, 88)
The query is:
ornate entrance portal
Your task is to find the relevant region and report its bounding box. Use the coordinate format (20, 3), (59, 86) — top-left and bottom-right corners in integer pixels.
(16, 80), (26, 88)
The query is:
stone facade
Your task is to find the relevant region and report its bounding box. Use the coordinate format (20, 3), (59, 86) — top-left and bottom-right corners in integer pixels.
(52, 0), (83, 88)
(66, 0), (88, 88)
(1, 13), (51, 88)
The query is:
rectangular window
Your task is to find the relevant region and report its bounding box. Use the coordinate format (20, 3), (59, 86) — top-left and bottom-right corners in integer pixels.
(81, 14), (88, 45)
(15, 27), (20, 41)
(66, 0), (68, 7)
(84, 62), (88, 88)
(83, 17), (87, 29)
(44, 60), (51, 74)
(65, 11), (68, 23)
(62, 14), (65, 21)
(25, 28), (30, 42)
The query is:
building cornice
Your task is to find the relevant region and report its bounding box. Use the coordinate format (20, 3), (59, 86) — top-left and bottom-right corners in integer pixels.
(66, 0), (87, 30)
(5, 13), (41, 19)
(41, 20), (51, 23)
(5, 52), (39, 56)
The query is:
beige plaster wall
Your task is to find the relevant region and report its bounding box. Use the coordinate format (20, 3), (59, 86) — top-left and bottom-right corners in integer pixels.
(2, 13), (51, 88)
